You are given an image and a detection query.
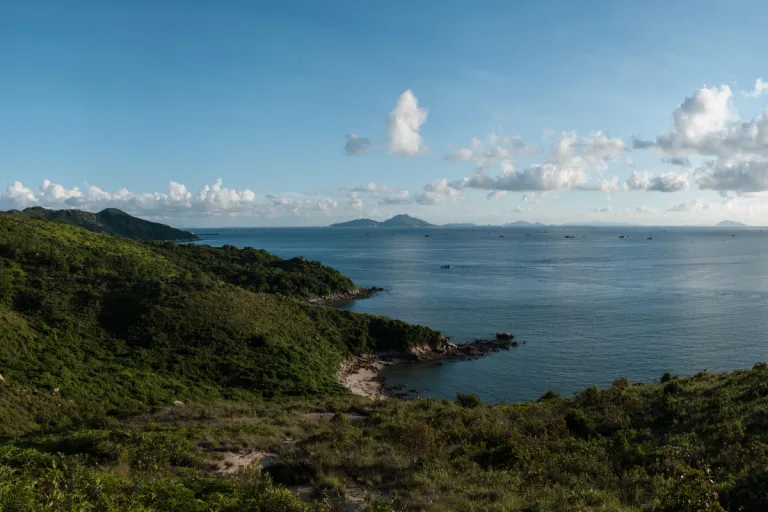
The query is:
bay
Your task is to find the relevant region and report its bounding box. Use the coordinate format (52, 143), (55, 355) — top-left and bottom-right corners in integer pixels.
(192, 226), (768, 403)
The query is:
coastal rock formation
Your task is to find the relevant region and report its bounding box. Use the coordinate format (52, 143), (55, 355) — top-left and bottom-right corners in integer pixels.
(309, 286), (383, 306)
(338, 337), (518, 399)
(496, 332), (514, 341)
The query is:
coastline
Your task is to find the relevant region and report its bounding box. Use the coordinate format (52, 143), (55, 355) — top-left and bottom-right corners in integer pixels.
(338, 338), (520, 399)
(309, 286), (384, 306)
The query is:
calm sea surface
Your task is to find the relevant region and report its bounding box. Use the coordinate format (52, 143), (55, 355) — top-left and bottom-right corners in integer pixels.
(191, 226), (768, 403)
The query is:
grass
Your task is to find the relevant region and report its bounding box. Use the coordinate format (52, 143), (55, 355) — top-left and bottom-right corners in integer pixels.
(3, 366), (768, 510)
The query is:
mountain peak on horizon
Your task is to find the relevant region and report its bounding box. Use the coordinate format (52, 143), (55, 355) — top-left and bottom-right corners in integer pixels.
(717, 220), (748, 227)
(329, 214), (433, 228)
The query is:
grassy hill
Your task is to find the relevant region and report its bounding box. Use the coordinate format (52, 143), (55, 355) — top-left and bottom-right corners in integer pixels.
(4, 206), (200, 241)
(1, 214), (768, 511)
(0, 214), (440, 436)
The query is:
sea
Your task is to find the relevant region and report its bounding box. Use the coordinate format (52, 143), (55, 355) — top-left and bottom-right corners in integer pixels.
(190, 225), (768, 403)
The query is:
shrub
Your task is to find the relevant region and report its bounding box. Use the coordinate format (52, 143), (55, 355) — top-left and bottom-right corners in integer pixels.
(456, 392), (482, 408)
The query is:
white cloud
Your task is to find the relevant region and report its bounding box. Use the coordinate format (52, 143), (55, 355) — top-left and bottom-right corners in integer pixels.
(663, 156), (692, 167)
(695, 159), (768, 193)
(344, 133), (371, 156)
(582, 131), (627, 167)
(348, 192), (363, 210)
(0, 179), (345, 222)
(597, 176), (619, 193)
(451, 161), (589, 192)
(591, 207), (612, 213)
(6, 182), (36, 204)
(744, 78), (768, 99)
(636, 85), (734, 154)
(387, 90), (428, 156)
(445, 134), (535, 170)
(625, 171), (689, 192)
(635, 84), (768, 195)
(667, 198), (710, 212)
(626, 157), (636, 167)
(487, 190), (508, 200)
(636, 205), (655, 213)
(447, 131), (626, 194)
(417, 178), (462, 205)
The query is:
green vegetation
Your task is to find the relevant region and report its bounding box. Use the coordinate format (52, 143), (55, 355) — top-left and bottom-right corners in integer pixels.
(4, 206), (199, 241)
(2, 214), (768, 510)
(0, 214), (440, 437)
(146, 242), (357, 298)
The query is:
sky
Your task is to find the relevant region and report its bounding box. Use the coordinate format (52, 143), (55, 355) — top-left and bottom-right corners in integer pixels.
(2, 1), (768, 227)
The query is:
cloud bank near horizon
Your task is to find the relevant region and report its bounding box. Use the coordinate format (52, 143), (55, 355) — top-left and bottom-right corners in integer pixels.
(6, 82), (768, 225)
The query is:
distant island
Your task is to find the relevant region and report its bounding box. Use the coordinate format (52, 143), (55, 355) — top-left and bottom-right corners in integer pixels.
(330, 213), (434, 228)
(560, 221), (638, 227)
(503, 220), (548, 227)
(717, 220), (748, 227)
(2, 206), (199, 241)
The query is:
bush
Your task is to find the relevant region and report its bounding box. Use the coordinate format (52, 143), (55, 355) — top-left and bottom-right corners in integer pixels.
(456, 392), (482, 408)
(537, 390), (561, 401)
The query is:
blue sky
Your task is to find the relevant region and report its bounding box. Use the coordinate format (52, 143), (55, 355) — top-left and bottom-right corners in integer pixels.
(2, 1), (768, 226)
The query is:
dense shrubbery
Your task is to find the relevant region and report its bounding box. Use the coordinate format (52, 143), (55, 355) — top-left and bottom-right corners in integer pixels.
(0, 215), (439, 436)
(147, 242), (358, 298)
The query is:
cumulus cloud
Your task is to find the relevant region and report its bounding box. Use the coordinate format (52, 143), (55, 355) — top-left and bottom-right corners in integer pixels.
(625, 171), (689, 192)
(0, 179), (344, 222)
(636, 205), (655, 213)
(667, 198), (710, 212)
(344, 134), (371, 156)
(634, 83), (768, 194)
(663, 156), (692, 167)
(487, 190), (508, 200)
(387, 90), (428, 156)
(744, 78), (768, 99)
(591, 207), (612, 213)
(626, 157), (636, 167)
(451, 162), (589, 192)
(445, 134), (535, 163)
(416, 179), (462, 205)
(597, 176), (619, 193)
(446, 131), (627, 194)
(695, 159), (768, 193)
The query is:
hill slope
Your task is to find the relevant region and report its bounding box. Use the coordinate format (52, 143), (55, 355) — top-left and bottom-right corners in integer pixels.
(0, 214), (440, 436)
(5, 206), (199, 241)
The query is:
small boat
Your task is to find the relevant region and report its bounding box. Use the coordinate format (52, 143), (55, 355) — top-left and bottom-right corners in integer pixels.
(564, 235), (575, 239)
(647, 237), (652, 240)
(619, 235), (626, 239)
(424, 234), (430, 237)
(440, 265), (451, 269)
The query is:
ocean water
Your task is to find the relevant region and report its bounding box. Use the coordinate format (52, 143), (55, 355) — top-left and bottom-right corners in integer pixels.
(191, 226), (768, 403)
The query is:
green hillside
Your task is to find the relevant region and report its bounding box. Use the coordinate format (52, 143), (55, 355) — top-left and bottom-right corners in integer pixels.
(0, 214), (440, 436)
(4, 206), (199, 241)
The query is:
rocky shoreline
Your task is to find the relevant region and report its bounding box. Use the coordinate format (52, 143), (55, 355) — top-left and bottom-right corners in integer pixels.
(309, 286), (384, 306)
(338, 336), (523, 399)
